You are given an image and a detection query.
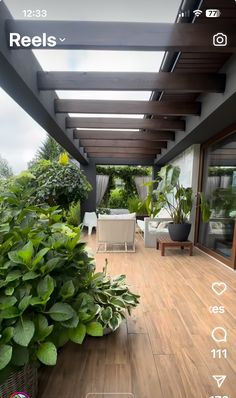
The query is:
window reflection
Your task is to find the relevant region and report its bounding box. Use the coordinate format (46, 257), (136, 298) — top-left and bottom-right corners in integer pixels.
(199, 132), (236, 259)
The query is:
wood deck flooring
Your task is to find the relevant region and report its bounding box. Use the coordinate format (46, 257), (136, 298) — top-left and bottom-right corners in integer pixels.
(39, 234), (236, 398)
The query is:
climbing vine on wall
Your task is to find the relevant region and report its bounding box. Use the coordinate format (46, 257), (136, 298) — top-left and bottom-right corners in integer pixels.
(96, 166), (151, 207)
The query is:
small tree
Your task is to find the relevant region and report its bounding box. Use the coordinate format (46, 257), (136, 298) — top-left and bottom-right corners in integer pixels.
(28, 157), (91, 210)
(0, 155), (13, 179)
(28, 135), (64, 167)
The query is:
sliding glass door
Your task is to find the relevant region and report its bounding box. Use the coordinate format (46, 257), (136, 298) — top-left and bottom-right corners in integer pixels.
(198, 130), (236, 268)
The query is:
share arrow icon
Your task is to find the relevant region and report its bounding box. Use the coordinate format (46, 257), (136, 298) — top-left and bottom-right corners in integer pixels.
(212, 375), (227, 388)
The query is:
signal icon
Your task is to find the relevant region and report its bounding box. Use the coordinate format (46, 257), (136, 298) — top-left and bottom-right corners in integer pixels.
(193, 9), (203, 17)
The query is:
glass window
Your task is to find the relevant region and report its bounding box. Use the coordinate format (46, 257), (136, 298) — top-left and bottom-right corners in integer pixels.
(198, 132), (236, 260)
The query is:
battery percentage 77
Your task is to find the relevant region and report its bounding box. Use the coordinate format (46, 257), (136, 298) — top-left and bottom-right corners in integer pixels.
(206, 9), (221, 18)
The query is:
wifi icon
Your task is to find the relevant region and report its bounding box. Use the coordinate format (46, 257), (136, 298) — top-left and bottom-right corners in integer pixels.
(193, 9), (203, 17)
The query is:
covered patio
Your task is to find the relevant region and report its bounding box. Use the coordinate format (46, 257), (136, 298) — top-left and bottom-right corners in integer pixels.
(0, 0), (236, 397)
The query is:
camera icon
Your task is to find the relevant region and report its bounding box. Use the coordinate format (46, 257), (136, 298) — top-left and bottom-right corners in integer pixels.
(213, 33), (227, 47)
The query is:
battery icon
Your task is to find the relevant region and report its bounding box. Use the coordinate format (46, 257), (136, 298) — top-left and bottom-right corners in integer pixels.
(205, 9), (221, 17)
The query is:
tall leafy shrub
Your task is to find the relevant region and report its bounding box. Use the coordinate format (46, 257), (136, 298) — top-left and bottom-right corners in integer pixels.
(27, 159), (91, 209)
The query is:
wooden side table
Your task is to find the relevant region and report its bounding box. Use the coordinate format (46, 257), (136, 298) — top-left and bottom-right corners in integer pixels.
(156, 235), (193, 256)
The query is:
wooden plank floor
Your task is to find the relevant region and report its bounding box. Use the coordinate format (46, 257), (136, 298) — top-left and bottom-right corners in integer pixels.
(39, 234), (236, 398)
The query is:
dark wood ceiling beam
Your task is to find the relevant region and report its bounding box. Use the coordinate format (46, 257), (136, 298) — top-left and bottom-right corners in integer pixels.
(6, 20), (236, 52)
(89, 153), (155, 159)
(67, 117), (185, 131)
(39, 72), (225, 93)
(74, 130), (175, 141)
(55, 99), (201, 116)
(80, 139), (167, 148)
(86, 147), (161, 154)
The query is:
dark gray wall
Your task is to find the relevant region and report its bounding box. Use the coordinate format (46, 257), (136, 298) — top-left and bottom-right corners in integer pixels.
(80, 161), (97, 215)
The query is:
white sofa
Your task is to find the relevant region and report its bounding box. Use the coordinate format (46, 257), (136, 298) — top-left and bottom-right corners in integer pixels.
(96, 213), (136, 252)
(143, 218), (172, 248)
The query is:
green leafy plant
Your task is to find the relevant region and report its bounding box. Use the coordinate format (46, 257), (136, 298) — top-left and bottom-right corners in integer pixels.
(127, 196), (147, 216)
(108, 188), (127, 209)
(0, 185), (100, 381)
(97, 166), (151, 207)
(145, 165), (211, 223)
(0, 182), (140, 382)
(90, 262), (140, 332)
(211, 186), (236, 218)
(20, 159), (91, 210)
(66, 201), (81, 226)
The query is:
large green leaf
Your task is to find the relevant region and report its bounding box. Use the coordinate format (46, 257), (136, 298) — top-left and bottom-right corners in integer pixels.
(18, 241), (34, 265)
(0, 296), (17, 310)
(48, 302), (75, 321)
(60, 280), (75, 299)
(109, 297), (126, 308)
(43, 257), (64, 273)
(0, 345), (12, 370)
(34, 314), (53, 342)
(122, 293), (137, 305)
(36, 342), (57, 366)
(100, 307), (112, 323)
(1, 307), (20, 319)
(37, 275), (54, 300)
(69, 323), (86, 344)
(32, 248), (49, 267)
(108, 313), (122, 331)
(8, 251), (24, 265)
(86, 321), (103, 337)
(62, 314), (79, 329)
(158, 165), (180, 191)
(13, 319), (35, 347)
(5, 270), (21, 282)
(22, 271), (39, 281)
(18, 295), (32, 312)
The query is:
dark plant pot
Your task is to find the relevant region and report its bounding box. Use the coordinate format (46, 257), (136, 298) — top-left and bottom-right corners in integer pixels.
(136, 215), (147, 221)
(168, 223), (191, 241)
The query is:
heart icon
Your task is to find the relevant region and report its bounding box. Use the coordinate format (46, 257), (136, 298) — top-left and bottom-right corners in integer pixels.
(212, 282), (227, 296)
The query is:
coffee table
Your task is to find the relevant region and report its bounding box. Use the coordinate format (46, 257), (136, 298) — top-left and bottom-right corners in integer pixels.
(156, 235), (193, 256)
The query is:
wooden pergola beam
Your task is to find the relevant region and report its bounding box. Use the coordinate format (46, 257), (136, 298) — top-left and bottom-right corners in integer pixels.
(67, 117), (185, 131)
(6, 20), (236, 52)
(89, 153), (155, 158)
(80, 139), (167, 148)
(86, 147), (161, 154)
(55, 99), (201, 116)
(74, 130), (175, 141)
(38, 72), (225, 93)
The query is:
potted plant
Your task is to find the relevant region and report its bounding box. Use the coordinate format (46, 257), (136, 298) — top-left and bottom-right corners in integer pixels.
(148, 165), (211, 241)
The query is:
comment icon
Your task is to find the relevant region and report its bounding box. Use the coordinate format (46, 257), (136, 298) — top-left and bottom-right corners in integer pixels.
(211, 327), (227, 343)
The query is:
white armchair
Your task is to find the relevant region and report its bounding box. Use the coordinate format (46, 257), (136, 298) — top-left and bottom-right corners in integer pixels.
(82, 212), (97, 235)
